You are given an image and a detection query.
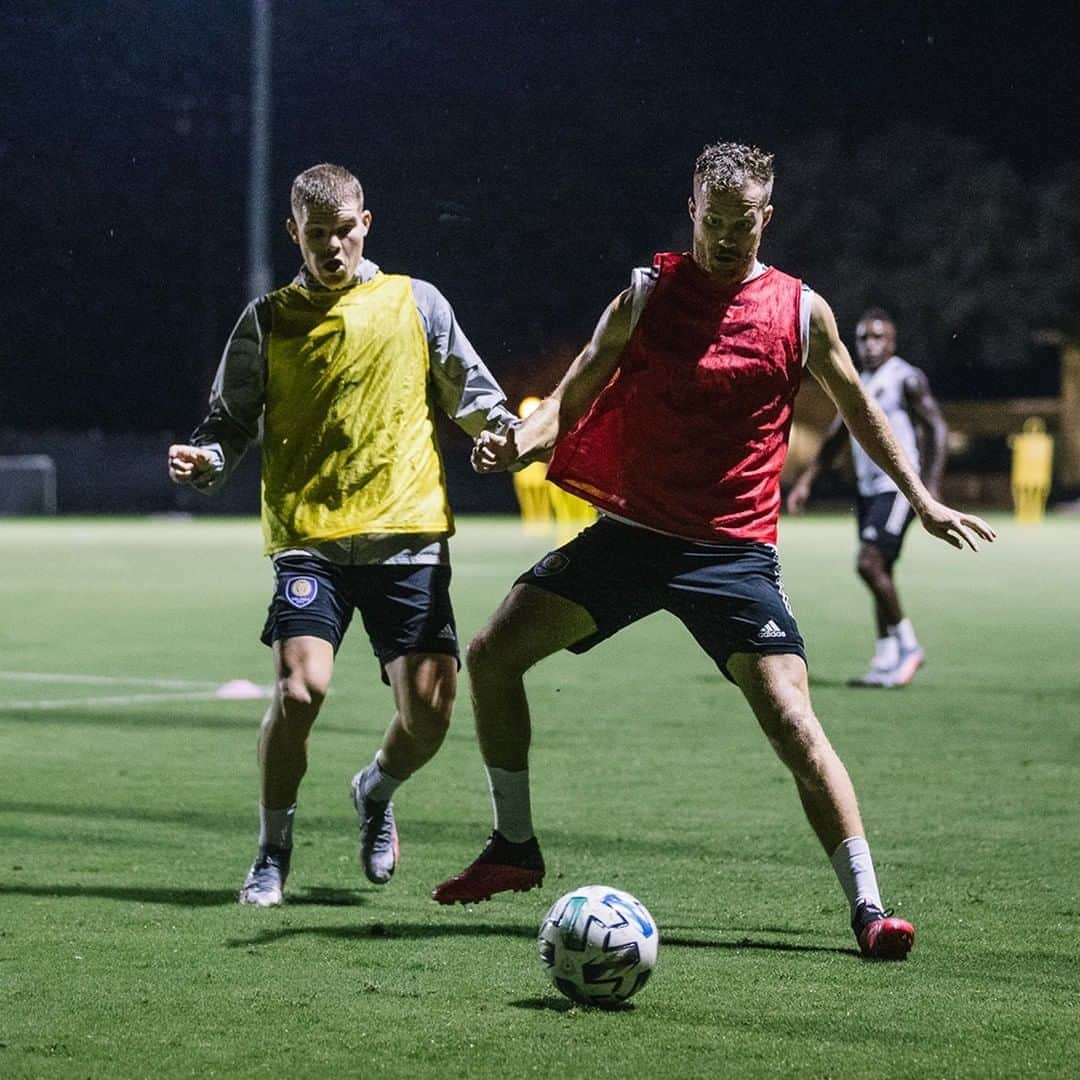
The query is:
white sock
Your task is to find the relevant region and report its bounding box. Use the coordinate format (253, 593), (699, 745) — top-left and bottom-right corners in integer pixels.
(259, 804), (296, 850)
(830, 835), (883, 914)
(872, 636), (899, 670)
(890, 618), (919, 652)
(485, 766), (534, 843)
(358, 753), (403, 802)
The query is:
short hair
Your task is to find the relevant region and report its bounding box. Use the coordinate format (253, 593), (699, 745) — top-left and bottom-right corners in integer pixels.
(857, 307), (895, 328)
(693, 142), (775, 202)
(290, 163), (364, 218)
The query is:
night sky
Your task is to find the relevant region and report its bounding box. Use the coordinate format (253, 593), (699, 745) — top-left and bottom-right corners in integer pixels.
(3, 1), (1077, 432)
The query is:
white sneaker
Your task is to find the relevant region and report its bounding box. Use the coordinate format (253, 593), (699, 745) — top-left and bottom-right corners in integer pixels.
(848, 668), (898, 688)
(869, 635), (900, 673)
(891, 645), (925, 686)
(239, 845), (290, 907)
(849, 646), (925, 688)
(351, 770), (399, 885)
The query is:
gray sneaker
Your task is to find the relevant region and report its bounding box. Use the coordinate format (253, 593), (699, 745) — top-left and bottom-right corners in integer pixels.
(239, 844), (291, 907)
(350, 769), (399, 884)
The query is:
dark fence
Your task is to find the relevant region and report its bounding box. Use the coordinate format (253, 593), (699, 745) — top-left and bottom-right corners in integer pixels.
(0, 424), (518, 516)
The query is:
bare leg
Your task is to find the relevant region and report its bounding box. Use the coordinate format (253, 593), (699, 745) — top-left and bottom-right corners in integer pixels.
(259, 636), (334, 809)
(730, 653), (917, 957)
(431, 584), (596, 903)
(855, 542), (902, 637)
(379, 652), (458, 780)
(466, 584), (598, 770)
(241, 636), (334, 906)
(728, 652), (863, 853)
(348, 653), (457, 886)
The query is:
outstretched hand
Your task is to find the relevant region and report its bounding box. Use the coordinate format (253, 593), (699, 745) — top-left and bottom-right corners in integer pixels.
(471, 429), (519, 474)
(917, 499), (997, 551)
(786, 476), (812, 515)
(168, 444), (217, 486)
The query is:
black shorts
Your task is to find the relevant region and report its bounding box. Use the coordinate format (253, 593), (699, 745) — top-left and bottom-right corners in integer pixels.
(856, 491), (916, 562)
(260, 555), (459, 683)
(515, 517), (805, 682)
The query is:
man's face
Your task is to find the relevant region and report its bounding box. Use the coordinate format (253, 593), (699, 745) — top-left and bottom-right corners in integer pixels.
(287, 198), (371, 289)
(854, 318), (896, 369)
(688, 179), (773, 284)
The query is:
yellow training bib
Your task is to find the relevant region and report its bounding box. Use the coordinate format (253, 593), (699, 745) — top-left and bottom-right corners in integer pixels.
(261, 273), (450, 552)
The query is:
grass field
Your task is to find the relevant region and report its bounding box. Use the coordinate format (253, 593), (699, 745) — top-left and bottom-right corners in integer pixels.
(2, 514), (1077, 1079)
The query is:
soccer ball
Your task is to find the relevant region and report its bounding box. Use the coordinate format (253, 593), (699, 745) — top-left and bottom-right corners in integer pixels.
(538, 885), (659, 1008)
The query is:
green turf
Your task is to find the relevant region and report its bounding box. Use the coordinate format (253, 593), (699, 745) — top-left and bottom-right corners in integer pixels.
(1, 514), (1077, 1079)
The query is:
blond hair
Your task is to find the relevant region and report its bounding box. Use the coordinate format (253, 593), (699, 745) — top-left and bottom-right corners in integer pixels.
(290, 163), (364, 218)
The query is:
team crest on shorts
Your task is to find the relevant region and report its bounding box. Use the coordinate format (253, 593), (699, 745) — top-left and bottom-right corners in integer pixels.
(284, 576), (318, 608)
(532, 552), (569, 577)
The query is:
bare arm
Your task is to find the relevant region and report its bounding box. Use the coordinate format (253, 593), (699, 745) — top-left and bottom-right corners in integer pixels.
(806, 294), (994, 550)
(903, 368), (949, 499)
(471, 288), (634, 472)
(786, 412), (846, 513)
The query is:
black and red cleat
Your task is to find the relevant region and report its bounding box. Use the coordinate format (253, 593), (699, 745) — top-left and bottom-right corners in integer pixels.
(432, 831), (545, 905)
(853, 901), (915, 960)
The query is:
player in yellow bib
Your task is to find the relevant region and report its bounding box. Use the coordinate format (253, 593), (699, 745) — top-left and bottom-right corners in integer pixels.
(169, 164), (517, 906)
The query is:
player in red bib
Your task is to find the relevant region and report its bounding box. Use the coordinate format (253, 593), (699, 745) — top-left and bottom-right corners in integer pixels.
(432, 142), (995, 959)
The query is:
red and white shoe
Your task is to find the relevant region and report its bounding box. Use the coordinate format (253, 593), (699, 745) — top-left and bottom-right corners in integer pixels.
(432, 831), (544, 905)
(853, 901), (915, 959)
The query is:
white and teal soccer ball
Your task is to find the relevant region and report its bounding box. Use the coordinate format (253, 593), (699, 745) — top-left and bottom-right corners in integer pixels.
(538, 885), (659, 1008)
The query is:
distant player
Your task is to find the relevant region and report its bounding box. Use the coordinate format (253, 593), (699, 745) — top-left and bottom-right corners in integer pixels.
(787, 309), (948, 687)
(168, 164), (516, 906)
(431, 142), (995, 960)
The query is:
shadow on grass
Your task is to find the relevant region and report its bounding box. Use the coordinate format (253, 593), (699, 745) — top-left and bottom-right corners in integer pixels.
(0, 799), (251, 832)
(509, 997), (596, 1013)
(0, 808), (718, 864)
(806, 674), (867, 689)
(408, 818), (717, 860)
(288, 886), (362, 907)
(665, 931), (856, 957)
(663, 921), (858, 957)
(226, 917), (856, 957)
(0, 881), (374, 909)
(0, 705), (360, 736)
(0, 883), (238, 906)
(227, 919), (539, 948)
(0, 882), (860, 956)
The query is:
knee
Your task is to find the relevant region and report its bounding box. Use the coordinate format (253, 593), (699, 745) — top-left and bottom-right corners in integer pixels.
(277, 669), (329, 716)
(466, 625), (520, 680)
(856, 548), (886, 585)
(401, 680), (455, 740)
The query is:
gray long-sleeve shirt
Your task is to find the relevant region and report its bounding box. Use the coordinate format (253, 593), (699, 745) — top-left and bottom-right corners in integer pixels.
(189, 258), (516, 564)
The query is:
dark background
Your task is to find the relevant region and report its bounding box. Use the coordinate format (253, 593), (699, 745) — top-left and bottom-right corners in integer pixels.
(3, 0), (1078, 439)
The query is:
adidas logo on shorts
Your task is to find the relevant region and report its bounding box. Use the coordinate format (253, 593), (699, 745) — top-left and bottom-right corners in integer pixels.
(756, 619), (787, 639)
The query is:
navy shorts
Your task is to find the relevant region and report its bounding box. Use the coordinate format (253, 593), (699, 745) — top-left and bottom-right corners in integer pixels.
(515, 517), (805, 682)
(856, 491), (916, 562)
(261, 554), (459, 682)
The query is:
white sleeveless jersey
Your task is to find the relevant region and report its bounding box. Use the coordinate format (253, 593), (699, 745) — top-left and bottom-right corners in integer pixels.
(851, 355), (921, 496)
